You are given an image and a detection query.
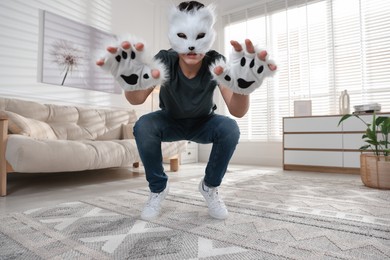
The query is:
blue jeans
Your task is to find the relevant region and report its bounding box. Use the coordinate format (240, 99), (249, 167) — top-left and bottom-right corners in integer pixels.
(133, 110), (240, 193)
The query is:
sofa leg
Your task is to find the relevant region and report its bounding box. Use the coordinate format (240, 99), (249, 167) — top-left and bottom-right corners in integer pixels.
(0, 169), (5, 197)
(0, 117), (8, 196)
(170, 158), (179, 172)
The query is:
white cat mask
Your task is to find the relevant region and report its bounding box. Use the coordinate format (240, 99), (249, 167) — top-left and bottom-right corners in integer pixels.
(168, 4), (216, 54)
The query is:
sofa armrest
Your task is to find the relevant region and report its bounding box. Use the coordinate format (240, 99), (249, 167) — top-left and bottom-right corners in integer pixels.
(1, 114), (8, 196)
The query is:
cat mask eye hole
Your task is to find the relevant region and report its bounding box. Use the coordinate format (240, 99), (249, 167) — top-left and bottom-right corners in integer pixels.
(177, 33), (187, 39)
(196, 33), (205, 40)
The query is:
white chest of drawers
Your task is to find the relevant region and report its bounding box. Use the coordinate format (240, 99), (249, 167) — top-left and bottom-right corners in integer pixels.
(283, 113), (390, 174)
(180, 141), (198, 164)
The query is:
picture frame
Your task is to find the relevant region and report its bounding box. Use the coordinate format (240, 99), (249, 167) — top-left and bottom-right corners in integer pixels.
(38, 10), (121, 94)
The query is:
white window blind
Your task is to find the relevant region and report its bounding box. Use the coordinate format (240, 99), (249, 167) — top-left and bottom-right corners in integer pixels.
(222, 0), (390, 141)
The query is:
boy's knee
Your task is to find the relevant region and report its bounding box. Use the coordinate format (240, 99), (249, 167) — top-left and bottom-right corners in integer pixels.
(134, 114), (154, 138)
(219, 118), (240, 143)
(229, 119), (240, 142)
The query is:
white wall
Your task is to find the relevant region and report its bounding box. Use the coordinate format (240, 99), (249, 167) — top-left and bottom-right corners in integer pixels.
(0, 0), (156, 116)
(199, 142), (283, 167)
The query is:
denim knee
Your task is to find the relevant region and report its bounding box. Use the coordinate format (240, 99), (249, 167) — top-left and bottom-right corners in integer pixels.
(133, 114), (156, 139)
(217, 117), (240, 145)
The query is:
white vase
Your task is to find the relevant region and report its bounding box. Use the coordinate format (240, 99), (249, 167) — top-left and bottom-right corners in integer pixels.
(339, 90), (350, 114)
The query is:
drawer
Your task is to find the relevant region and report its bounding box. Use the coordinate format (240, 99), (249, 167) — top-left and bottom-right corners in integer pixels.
(181, 141), (198, 164)
(284, 134), (342, 149)
(342, 113), (390, 131)
(185, 141), (197, 149)
(343, 133), (366, 149)
(284, 150), (343, 167)
(343, 151), (361, 168)
(180, 148), (198, 164)
(343, 133), (386, 150)
(284, 116), (341, 132)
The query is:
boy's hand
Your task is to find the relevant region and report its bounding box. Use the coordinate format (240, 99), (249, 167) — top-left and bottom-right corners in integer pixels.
(211, 39), (277, 95)
(96, 38), (166, 91)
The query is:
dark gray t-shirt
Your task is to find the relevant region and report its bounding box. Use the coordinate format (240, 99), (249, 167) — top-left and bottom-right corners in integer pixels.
(155, 49), (224, 119)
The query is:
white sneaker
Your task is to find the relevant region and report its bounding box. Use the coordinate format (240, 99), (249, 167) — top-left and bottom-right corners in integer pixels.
(198, 179), (228, 220)
(141, 183), (169, 221)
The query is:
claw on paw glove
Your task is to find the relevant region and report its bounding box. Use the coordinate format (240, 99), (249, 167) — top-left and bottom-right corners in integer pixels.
(99, 37), (167, 91)
(210, 43), (275, 95)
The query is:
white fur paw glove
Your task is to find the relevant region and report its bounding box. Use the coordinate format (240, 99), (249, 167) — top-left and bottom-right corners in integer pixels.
(210, 43), (276, 95)
(98, 38), (166, 91)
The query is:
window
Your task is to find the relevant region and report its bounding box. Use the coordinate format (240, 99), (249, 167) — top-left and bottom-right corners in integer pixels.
(222, 0), (390, 141)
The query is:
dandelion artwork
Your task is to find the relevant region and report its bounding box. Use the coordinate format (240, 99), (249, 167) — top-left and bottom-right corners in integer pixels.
(39, 10), (121, 94)
(50, 40), (84, 86)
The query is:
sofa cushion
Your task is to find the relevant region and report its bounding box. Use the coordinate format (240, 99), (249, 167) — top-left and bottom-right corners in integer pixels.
(5, 135), (139, 173)
(122, 123), (134, 139)
(0, 98), (50, 121)
(95, 125), (123, 140)
(46, 106), (137, 140)
(49, 122), (95, 140)
(4, 111), (57, 140)
(0, 97), (137, 141)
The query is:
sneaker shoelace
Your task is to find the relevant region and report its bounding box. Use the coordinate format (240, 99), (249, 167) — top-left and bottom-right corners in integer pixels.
(204, 184), (226, 209)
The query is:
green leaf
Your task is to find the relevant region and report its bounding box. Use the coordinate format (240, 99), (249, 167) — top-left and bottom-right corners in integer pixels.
(376, 116), (388, 126)
(379, 117), (390, 135)
(359, 145), (371, 150)
(337, 112), (389, 157)
(337, 114), (353, 126)
(366, 140), (379, 145)
(365, 128), (377, 141)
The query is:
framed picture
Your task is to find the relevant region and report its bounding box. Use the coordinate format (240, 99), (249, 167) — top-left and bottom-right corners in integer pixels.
(38, 10), (121, 94)
(294, 100), (312, 117)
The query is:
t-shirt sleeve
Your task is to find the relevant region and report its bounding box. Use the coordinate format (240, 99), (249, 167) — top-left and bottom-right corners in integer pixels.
(207, 50), (226, 65)
(154, 50), (167, 63)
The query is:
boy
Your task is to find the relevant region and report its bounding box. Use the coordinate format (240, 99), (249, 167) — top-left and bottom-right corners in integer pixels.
(97, 1), (276, 220)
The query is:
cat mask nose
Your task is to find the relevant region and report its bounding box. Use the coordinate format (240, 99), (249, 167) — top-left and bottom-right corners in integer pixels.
(188, 46), (195, 51)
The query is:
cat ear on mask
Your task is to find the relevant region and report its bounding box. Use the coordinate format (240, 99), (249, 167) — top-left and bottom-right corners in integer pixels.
(198, 4), (216, 27)
(168, 3), (216, 27)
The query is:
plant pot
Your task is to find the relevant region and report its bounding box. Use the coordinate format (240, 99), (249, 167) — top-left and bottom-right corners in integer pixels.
(360, 154), (390, 189)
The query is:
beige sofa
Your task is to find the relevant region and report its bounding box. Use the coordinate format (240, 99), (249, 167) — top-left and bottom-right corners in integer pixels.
(0, 98), (186, 196)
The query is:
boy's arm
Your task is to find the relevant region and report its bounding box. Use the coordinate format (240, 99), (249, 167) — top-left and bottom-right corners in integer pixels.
(124, 88), (154, 105)
(219, 85), (249, 118)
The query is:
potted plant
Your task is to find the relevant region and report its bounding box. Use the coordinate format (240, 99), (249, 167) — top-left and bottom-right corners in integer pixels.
(338, 112), (390, 189)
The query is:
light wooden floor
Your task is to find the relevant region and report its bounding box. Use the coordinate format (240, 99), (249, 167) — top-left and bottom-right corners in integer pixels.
(0, 163), (359, 214)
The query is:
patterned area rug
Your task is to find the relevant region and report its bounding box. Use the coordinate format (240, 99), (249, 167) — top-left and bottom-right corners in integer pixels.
(1, 167), (390, 259)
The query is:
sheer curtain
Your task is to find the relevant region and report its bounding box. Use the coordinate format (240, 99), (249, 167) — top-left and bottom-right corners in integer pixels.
(222, 0), (390, 141)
